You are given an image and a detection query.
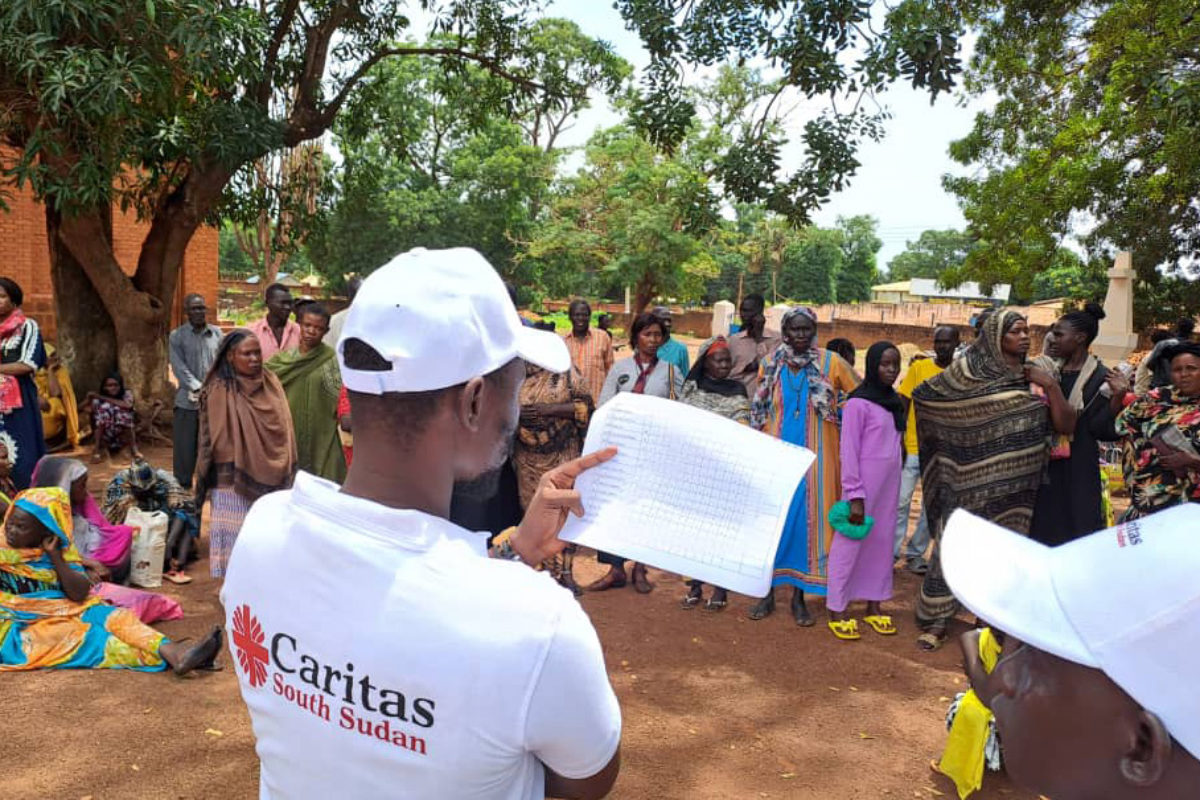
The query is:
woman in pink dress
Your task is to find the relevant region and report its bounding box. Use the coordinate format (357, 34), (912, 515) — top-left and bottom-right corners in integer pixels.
(827, 341), (905, 640)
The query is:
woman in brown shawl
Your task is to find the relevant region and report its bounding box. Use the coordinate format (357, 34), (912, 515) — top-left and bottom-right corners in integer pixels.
(195, 330), (297, 578)
(513, 362), (593, 594)
(911, 309), (1076, 650)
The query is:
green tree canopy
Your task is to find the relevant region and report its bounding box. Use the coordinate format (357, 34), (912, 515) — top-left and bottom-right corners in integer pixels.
(835, 215), (881, 302)
(945, 0), (1200, 299)
(886, 229), (975, 281)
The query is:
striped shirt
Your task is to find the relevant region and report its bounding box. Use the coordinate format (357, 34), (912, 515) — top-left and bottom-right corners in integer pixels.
(563, 328), (614, 403)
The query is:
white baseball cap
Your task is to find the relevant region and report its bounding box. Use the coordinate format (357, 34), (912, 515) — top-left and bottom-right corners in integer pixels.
(337, 247), (570, 393)
(941, 505), (1200, 760)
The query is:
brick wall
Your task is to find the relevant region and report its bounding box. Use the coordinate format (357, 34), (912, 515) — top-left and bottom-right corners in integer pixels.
(0, 162), (219, 342)
(818, 319), (1050, 354)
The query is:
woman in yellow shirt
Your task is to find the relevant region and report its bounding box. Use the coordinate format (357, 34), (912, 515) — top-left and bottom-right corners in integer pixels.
(36, 344), (80, 451)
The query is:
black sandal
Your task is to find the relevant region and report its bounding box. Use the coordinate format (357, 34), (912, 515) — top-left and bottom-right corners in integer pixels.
(173, 626), (223, 676)
(791, 589), (815, 627)
(680, 582), (704, 610)
(704, 593), (728, 612)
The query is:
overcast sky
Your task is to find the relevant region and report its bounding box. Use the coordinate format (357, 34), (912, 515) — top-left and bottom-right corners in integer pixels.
(547, 3), (992, 271)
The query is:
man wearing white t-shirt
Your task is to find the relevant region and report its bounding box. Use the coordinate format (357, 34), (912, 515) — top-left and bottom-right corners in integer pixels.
(222, 247), (622, 799)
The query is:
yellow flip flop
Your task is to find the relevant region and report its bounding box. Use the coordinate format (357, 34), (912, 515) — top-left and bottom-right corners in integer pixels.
(864, 614), (897, 635)
(827, 619), (861, 641)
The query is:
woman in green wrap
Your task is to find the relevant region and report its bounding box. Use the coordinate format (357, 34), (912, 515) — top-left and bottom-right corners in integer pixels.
(266, 304), (347, 483)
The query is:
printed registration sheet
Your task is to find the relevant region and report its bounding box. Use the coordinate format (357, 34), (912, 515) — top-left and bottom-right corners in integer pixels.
(559, 392), (816, 597)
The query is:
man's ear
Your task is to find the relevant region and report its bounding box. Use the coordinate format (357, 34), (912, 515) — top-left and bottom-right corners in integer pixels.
(456, 377), (486, 433)
(1119, 710), (1172, 787)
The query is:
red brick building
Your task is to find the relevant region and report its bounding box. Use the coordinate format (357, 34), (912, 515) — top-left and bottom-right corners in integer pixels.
(0, 175), (219, 342)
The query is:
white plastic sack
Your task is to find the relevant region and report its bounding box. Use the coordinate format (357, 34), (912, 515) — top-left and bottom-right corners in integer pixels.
(125, 507), (169, 589)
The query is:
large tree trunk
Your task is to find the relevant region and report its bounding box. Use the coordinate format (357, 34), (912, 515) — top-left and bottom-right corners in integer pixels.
(51, 209), (174, 411)
(45, 207), (119, 398)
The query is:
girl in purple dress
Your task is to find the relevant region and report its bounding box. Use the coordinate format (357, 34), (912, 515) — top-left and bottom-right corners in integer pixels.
(827, 341), (905, 641)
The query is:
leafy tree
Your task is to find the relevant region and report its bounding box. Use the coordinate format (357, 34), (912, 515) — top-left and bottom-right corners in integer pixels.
(0, 0), (609, 401)
(311, 23), (629, 286)
(523, 126), (720, 312)
(778, 229), (843, 305)
(1029, 250), (1107, 304)
(945, 0), (1200, 300)
(886, 229), (975, 281)
(618, 0), (967, 222)
(835, 215), (881, 302)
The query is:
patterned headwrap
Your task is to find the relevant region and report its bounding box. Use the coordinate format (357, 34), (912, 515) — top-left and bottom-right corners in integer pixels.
(751, 307), (838, 428)
(0, 487), (83, 585)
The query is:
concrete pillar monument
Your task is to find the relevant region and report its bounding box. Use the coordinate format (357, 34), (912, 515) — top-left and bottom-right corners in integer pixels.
(711, 300), (735, 337)
(1092, 251), (1139, 363)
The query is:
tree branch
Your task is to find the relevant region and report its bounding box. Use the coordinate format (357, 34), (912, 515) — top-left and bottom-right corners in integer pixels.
(259, 0), (303, 105)
(286, 45), (546, 146)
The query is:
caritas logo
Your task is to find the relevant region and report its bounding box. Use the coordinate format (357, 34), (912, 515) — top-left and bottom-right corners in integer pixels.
(230, 604), (434, 755)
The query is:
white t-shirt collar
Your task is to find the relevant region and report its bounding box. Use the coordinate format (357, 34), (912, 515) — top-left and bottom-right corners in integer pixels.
(289, 472), (489, 557)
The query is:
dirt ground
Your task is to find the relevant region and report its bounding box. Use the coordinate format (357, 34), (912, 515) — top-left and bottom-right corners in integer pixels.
(3, 443), (1039, 800)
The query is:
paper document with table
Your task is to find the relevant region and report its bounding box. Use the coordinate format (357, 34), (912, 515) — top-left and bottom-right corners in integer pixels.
(560, 393), (816, 597)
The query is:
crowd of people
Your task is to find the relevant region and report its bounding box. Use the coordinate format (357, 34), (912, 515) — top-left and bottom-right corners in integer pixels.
(1, 254), (1198, 799)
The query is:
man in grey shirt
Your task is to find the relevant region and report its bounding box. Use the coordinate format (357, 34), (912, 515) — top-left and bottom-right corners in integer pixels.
(169, 293), (222, 489)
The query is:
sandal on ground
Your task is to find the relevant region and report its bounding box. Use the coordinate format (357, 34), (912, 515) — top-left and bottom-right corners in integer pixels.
(863, 614), (897, 635)
(680, 593), (702, 610)
(827, 619), (861, 641)
(173, 626), (223, 676)
(163, 570), (193, 585)
(747, 593), (775, 621)
(585, 570), (627, 592)
(704, 590), (728, 612)
(917, 630), (946, 652)
(632, 563), (654, 594)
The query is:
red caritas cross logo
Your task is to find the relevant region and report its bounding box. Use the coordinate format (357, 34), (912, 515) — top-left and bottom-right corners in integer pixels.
(232, 604), (269, 688)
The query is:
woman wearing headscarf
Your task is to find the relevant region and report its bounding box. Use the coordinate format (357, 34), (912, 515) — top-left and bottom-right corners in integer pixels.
(826, 342), (905, 641)
(589, 311), (684, 594)
(1029, 303), (1130, 544)
(0, 487), (221, 673)
(513, 363), (594, 594)
(32, 456), (135, 585)
(37, 343), (80, 451)
(678, 336), (751, 611)
(748, 307), (859, 625)
(195, 330), (297, 578)
(0, 277), (47, 489)
(266, 304), (347, 483)
(1115, 340), (1200, 520)
(911, 309), (1076, 650)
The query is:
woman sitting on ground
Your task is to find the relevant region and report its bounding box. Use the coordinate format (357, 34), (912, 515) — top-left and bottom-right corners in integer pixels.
(0, 487), (221, 673)
(104, 459), (201, 585)
(37, 343), (80, 451)
(1115, 340), (1200, 519)
(83, 372), (140, 463)
(33, 456), (134, 585)
(590, 312), (685, 594)
(0, 439), (19, 516)
(678, 336), (750, 611)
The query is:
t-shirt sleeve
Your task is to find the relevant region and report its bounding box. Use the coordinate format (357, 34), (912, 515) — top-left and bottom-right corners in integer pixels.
(524, 596), (621, 780)
(897, 362), (921, 398)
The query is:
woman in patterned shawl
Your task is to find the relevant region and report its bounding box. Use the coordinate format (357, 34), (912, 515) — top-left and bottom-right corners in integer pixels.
(513, 362), (594, 594)
(912, 308), (1075, 650)
(748, 307), (858, 625)
(678, 336), (751, 611)
(0, 487), (221, 673)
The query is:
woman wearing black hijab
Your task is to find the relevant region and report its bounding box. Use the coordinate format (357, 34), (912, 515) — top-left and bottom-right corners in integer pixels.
(826, 341), (905, 641)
